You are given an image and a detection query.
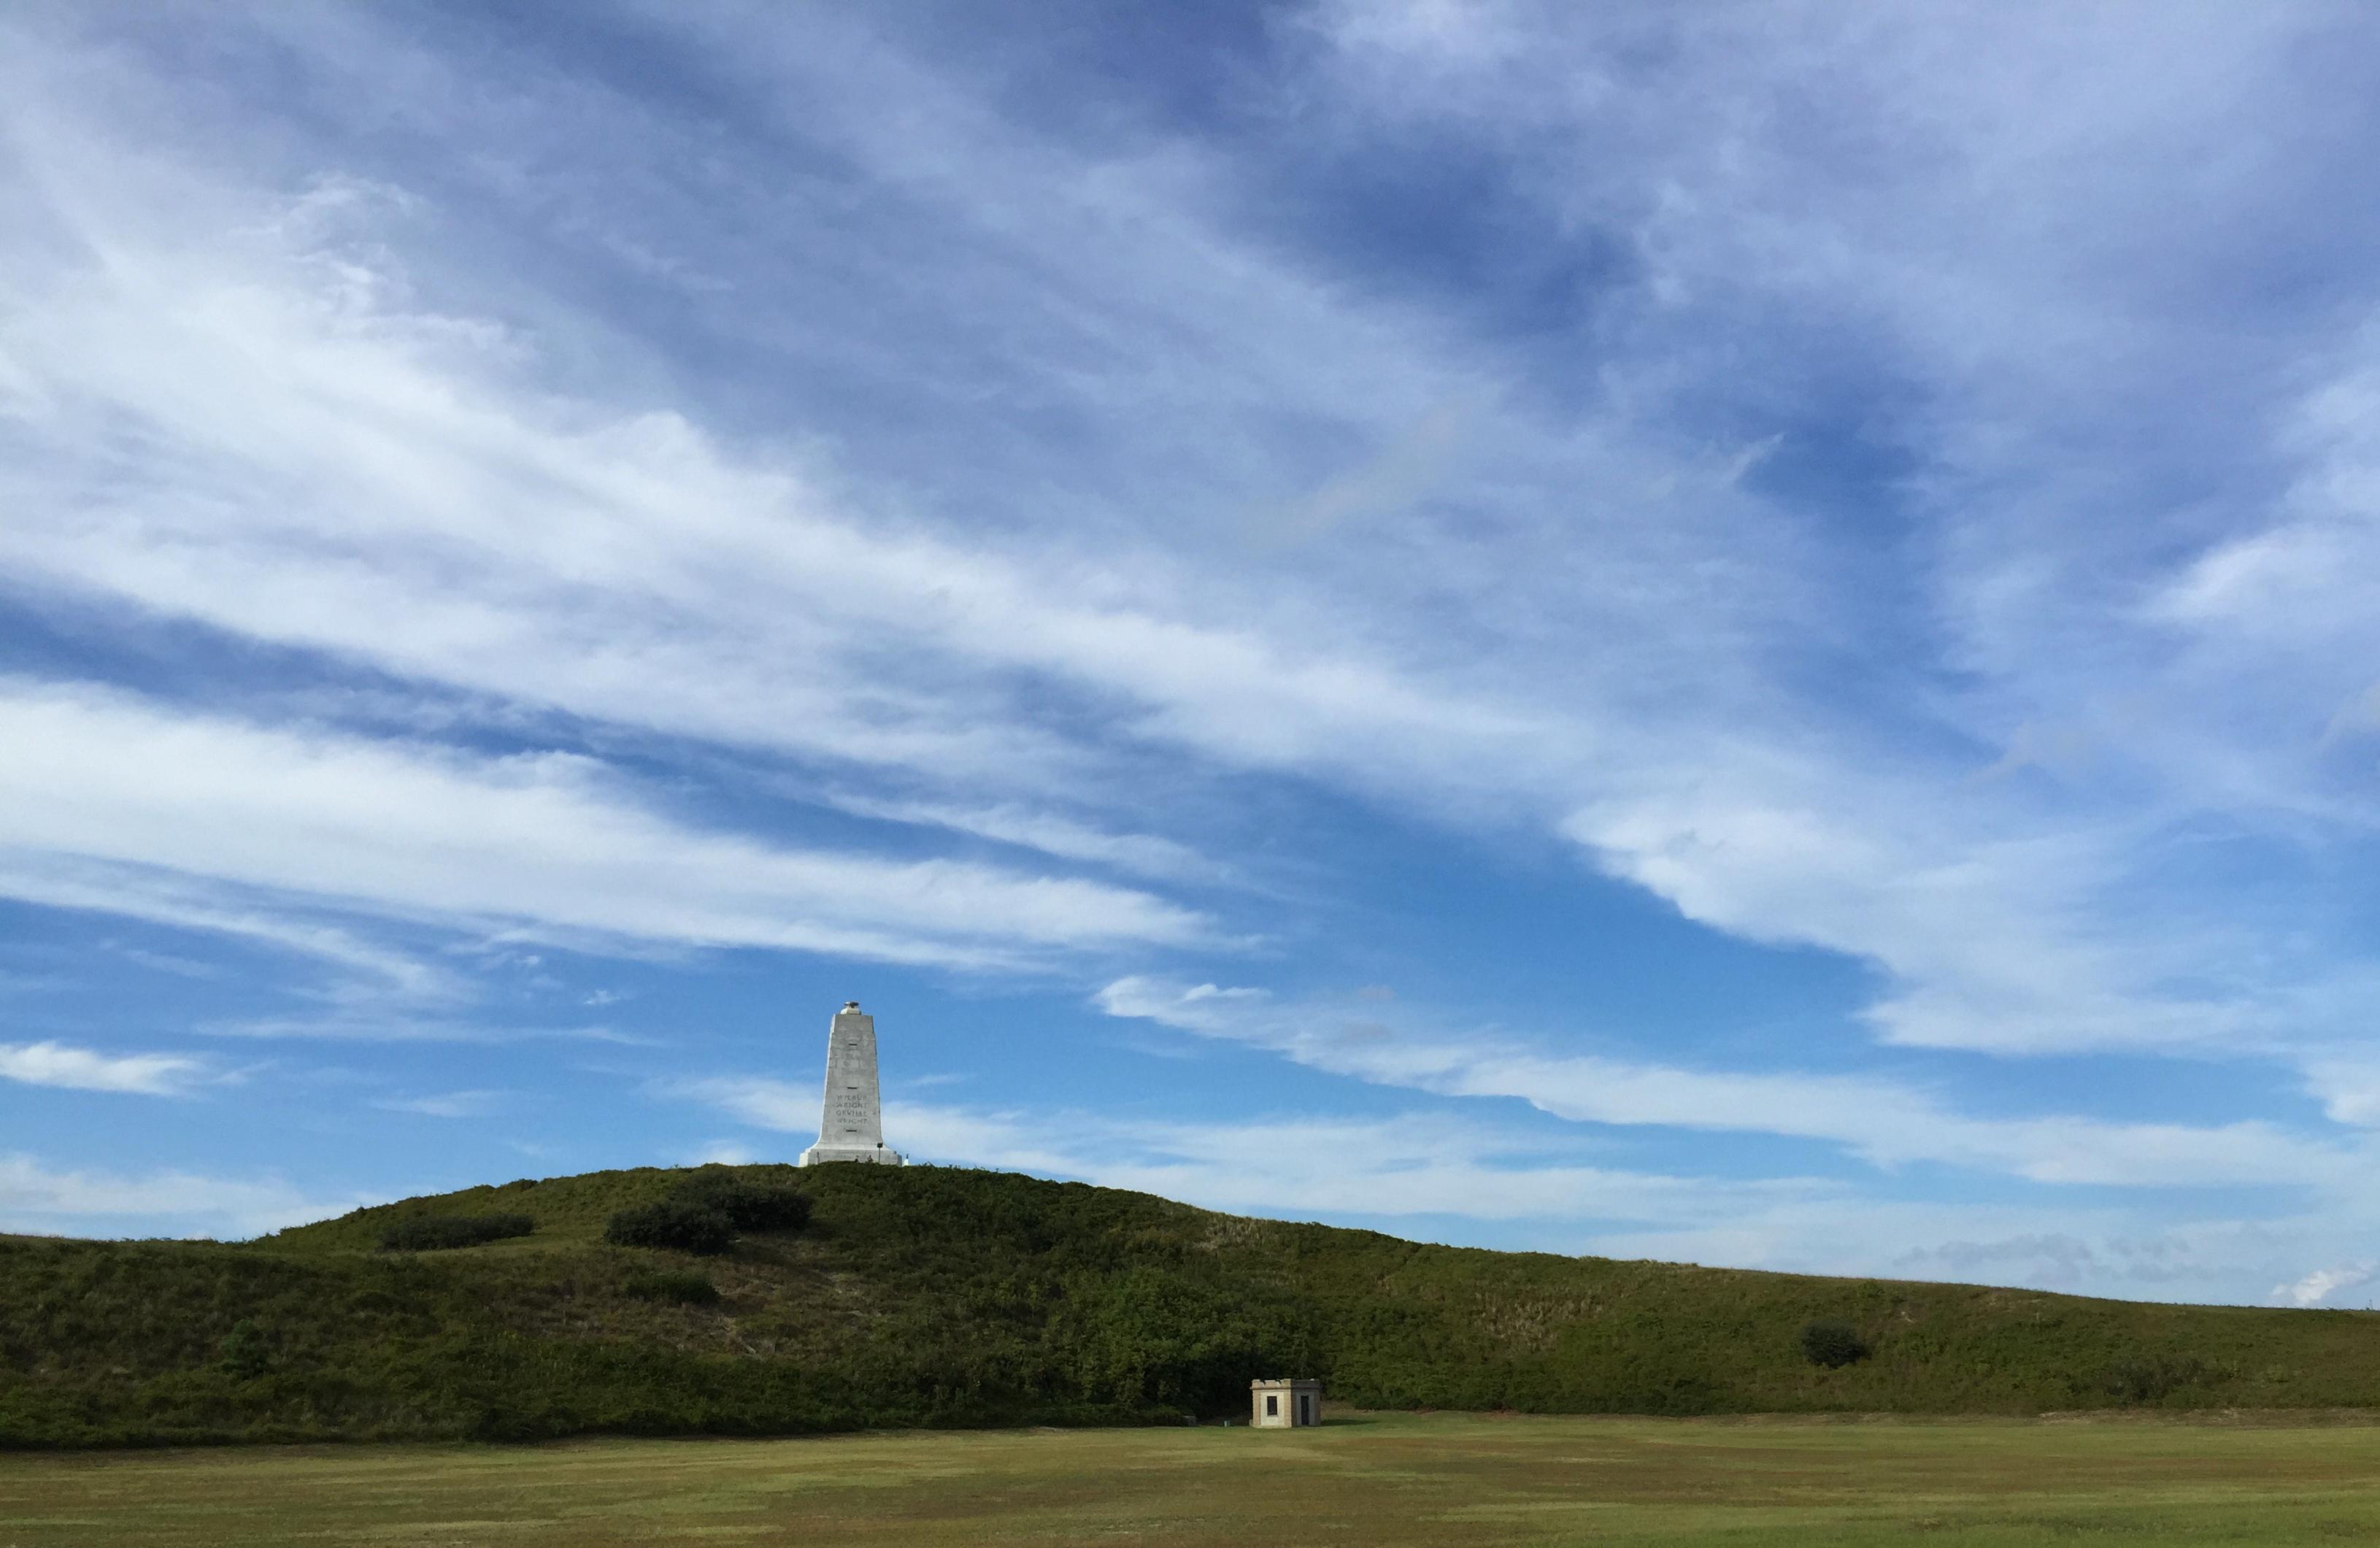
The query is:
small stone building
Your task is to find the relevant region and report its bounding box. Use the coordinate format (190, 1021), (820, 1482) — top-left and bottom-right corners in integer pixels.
(1249, 1378), (1322, 1428)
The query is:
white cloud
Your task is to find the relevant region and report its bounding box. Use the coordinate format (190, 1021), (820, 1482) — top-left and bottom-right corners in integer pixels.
(2273, 1263), (2377, 1307)
(0, 1040), (209, 1097)
(0, 680), (1210, 971)
(0, 852), (459, 998)
(1593, 1199), (2314, 1305)
(903, 1104), (1836, 1226)
(819, 793), (1234, 886)
(0, 129), (1549, 812)
(671, 1077), (825, 1139)
(1285, 1), (2380, 1056)
(1097, 977), (2358, 1189)
(2301, 1060), (2380, 1128)
(1561, 785), (2245, 1056)
(673, 1077), (1834, 1226)
(0, 10), (2349, 1076)
(0, 1152), (364, 1240)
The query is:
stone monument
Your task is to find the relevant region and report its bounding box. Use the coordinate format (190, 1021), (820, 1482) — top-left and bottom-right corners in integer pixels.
(799, 1000), (904, 1166)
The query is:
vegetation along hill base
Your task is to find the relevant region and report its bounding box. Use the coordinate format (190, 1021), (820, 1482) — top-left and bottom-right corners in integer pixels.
(6, 1163), (2378, 1447)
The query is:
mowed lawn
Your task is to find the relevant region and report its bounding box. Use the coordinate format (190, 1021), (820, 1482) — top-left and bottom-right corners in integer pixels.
(7, 1412), (2380, 1547)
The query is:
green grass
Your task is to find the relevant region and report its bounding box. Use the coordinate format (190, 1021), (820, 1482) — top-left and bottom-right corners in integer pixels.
(7, 1162), (2380, 1447)
(8, 1412), (2380, 1545)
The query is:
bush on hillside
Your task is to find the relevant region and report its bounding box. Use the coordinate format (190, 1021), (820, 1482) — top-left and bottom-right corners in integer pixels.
(218, 1318), (270, 1379)
(595, 1171), (814, 1262)
(667, 1174), (812, 1232)
(622, 1268), (722, 1306)
(604, 1200), (736, 1256)
(380, 1214), (536, 1252)
(2104, 1353), (2213, 1403)
(1800, 1318), (1868, 1368)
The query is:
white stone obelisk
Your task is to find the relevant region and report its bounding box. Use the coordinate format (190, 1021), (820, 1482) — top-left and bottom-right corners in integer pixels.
(799, 1000), (904, 1166)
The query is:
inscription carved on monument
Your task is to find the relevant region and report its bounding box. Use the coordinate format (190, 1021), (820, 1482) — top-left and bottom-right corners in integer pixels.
(799, 1000), (905, 1166)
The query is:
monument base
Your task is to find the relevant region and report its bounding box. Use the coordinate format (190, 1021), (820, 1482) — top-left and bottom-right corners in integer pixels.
(799, 1144), (906, 1166)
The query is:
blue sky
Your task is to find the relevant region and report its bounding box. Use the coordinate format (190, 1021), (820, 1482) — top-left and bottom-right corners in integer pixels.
(5, 1), (2380, 1307)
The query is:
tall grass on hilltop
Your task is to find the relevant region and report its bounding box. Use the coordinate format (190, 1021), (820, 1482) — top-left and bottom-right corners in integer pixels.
(380, 1214), (535, 1252)
(4, 1162), (2379, 1448)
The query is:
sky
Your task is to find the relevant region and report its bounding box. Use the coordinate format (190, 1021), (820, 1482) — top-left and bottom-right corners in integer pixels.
(4, 1), (2380, 1309)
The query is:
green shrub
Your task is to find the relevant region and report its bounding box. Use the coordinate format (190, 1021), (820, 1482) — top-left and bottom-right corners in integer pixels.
(668, 1175), (812, 1232)
(622, 1268), (722, 1306)
(218, 1318), (270, 1379)
(604, 1201), (735, 1256)
(2104, 1354), (2212, 1403)
(1800, 1319), (1868, 1368)
(596, 1172), (813, 1262)
(379, 1214), (536, 1252)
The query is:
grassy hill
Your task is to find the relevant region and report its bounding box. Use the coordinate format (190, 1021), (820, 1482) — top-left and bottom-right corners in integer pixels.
(6, 1162), (2379, 1447)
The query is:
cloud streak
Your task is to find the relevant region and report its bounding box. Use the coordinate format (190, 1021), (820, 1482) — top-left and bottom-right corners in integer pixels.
(0, 679), (1209, 971)
(671, 1075), (1835, 1227)
(1097, 977), (2359, 1190)
(0, 1152), (365, 1240)
(0, 1040), (209, 1097)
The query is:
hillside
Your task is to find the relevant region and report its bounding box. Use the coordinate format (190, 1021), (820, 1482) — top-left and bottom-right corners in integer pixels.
(5, 1163), (2379, 1447)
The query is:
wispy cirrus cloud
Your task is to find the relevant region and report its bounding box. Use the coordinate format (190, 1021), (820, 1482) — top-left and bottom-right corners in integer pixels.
(1095, 977), (2359, 1190)
(669, 1075), (1838, 1226)
(0, 679), (1211, 972)
(817, 793), (1237, 887)
(0, 857), (465, 1002)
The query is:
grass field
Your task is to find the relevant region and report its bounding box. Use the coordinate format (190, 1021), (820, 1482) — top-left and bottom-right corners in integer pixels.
(7, 1412), (2380, 1546)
